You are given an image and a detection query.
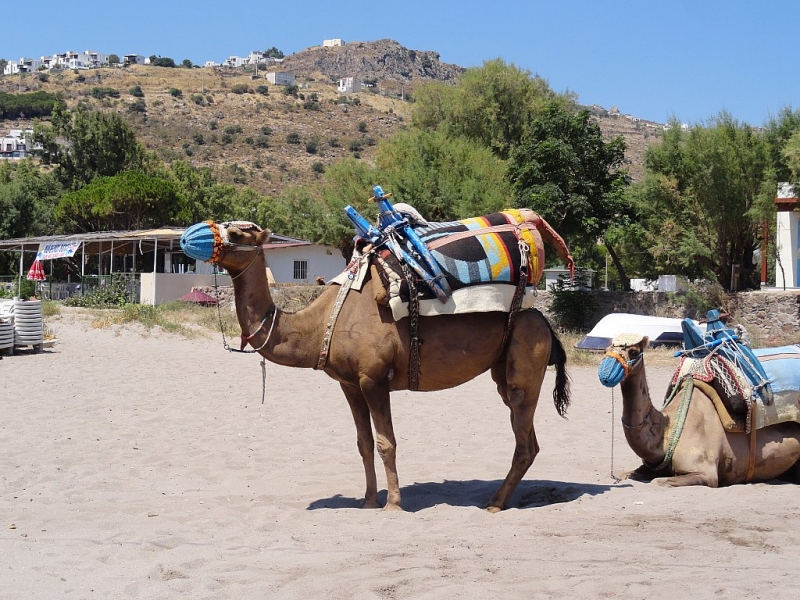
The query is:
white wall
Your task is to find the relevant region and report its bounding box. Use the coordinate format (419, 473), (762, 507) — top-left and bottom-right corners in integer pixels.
(139, 273), (232, 305)
(266, 245), (345, 283)
(776, 210), (799, 288)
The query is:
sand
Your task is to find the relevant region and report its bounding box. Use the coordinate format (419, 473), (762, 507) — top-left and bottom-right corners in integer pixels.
(2, 308), (799, 599)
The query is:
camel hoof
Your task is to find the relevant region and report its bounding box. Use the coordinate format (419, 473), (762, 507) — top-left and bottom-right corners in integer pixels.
(382, 503), (404, 512)
(361, 499), (380, 509)
(486, 505), (503, 514)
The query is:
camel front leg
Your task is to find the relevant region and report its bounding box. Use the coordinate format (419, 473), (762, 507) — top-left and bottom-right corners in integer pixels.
(359, 376), (402, 511)
(653, 472), (719, 487)
(340, 383), (379, 508)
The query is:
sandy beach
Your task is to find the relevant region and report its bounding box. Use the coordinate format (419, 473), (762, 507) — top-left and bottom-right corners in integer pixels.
(2, 308), (799, 599)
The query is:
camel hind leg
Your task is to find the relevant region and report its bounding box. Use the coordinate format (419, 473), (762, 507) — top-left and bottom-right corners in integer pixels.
(487, 314), (551, 512)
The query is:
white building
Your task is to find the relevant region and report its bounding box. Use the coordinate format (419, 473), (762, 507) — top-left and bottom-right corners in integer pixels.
(337, 76), (361, 93)
(0, 129), (34, 160)
(3, 57), (43, 75)
(123, 54), (147, 66)
(265, 71), (295, 86)
(323, 39), (345, 47)
(775, 183), (800, 289)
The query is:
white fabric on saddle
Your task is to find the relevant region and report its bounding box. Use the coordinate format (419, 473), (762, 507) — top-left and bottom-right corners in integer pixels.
(389, 285), (539, 320)
(329, 255), (539, 319)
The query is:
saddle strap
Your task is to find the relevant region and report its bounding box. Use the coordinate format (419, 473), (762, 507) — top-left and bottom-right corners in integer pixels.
(404, 263), (421, 391)
(747, 402), (758, 482)
(316, 265), (357, 370)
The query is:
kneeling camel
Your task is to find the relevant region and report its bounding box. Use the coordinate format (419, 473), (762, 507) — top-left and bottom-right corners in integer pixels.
(599, 333), (800, 487)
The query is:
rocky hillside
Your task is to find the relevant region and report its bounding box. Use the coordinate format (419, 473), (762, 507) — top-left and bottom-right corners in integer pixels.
(1, 39), (660, 195)
(282, 38), (464, 97)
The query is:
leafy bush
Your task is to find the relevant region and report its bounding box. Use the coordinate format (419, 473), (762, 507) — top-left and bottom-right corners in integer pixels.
(91, 86), (120, 99)
(128, 98), (146, 113)
(311, 162), (325, 174)
(305, 136), (320, 154)
(286, 132), (301, 144)
(129, 84), (144, 97)
(63, 278), (133, 308)
(548, 268), (597, 331)
(168, 88), (183, 98)
(255, 85), (269, 96)
(231, 84), (250, 94)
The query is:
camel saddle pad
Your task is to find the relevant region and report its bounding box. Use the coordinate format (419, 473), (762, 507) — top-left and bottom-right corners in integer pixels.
(410, 209), (546, 289)
(751, 345), (800, 429)
(673, 345), (800, 430)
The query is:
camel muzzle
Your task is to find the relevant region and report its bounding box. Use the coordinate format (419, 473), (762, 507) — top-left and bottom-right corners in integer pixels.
(181, 221), (221, 263)
(598, 355), (627, 387)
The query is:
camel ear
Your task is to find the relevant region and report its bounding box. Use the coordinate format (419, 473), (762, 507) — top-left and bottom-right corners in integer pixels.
(255, 229), (271, 246)
(641, 335), (650, 349)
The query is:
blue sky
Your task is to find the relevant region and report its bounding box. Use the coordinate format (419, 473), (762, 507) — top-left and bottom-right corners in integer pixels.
(2, 0), (796, 126)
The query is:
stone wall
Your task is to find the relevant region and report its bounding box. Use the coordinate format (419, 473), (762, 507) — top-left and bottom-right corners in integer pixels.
(528, 289), (800, 346)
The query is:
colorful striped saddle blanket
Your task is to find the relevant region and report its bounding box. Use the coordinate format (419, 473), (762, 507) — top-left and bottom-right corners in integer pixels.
(370, 208), (573, 320)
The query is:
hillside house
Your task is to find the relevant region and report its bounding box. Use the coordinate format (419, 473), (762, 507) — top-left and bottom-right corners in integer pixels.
(337, 77), (360, 93)
(3, 57), (43, 75)
(323, 39), (345, 47)
(123, 54), (146, 66)
(265, 71), (295, 86)
(0, 129), (32, 160)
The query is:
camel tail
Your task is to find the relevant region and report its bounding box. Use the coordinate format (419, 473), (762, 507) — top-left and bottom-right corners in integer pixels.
(545, 317), (571, 418)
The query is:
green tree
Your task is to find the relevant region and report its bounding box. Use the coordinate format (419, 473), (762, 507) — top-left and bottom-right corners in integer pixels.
(149, 56), (176, 68)
(631, 112), (770, 290)
(108, 54), (120, 65)
(181, 59), (193, 69)
(33, 102), (146, 189)
(0, 161), (62, 240)
(375, 128), (511, 221)
(55, 171), (188, 231)
(412, 59), (572, 159)
(508, 103), (630, 285)
(264, 47), (285, 59)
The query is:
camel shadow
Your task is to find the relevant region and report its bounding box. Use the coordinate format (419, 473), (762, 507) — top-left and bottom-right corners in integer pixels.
(307, 479), (624, 512)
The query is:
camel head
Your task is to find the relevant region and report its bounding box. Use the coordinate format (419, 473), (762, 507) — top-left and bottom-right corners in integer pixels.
(598, 333), (649, 388)
(180, 220), (272, 270)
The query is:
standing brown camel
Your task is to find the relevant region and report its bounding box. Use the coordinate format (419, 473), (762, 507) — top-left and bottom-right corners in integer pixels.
(599, 333), (800, 487)
(180, 220), (570, 511)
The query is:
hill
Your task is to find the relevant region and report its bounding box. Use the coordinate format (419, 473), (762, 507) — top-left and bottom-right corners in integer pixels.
(0, 39), (660, 195)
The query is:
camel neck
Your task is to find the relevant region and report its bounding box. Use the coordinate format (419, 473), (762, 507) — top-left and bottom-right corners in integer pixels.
(620, 359), (667, 464)
(229, 254), (332, 369)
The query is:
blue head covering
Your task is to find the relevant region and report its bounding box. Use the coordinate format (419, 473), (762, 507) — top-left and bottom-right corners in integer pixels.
(598, 356), (626, 388)
(181, 222), (218, 262)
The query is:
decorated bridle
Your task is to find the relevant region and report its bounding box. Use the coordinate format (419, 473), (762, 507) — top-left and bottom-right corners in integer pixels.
(181, 219), (275, 352)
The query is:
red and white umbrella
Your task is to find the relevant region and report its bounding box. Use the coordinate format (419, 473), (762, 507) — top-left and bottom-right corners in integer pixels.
(26, 259), (46, 282)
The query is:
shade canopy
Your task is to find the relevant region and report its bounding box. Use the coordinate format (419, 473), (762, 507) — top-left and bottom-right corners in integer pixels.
(177, 289), (218, 306)
(26, 260), (45, 281)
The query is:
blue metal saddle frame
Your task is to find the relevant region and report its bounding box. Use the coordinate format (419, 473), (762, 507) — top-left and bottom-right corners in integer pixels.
(344, 185), (452, 303)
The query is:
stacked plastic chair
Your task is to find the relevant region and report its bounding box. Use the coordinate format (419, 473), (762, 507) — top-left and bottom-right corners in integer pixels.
(13, 299), (44, 352)
(0, 300), (13, 355)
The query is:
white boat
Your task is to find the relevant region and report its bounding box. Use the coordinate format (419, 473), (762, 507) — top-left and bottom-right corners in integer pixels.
(576, 313), (703, 351)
